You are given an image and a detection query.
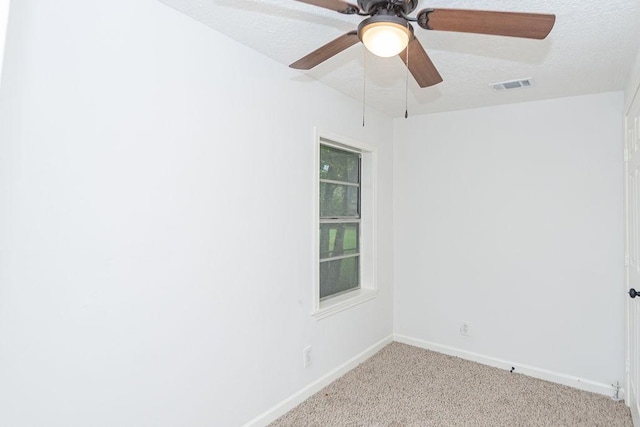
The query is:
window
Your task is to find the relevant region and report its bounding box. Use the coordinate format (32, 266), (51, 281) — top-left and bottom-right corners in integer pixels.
(319, 144), (361, 299)
(314, 131), (377, 318)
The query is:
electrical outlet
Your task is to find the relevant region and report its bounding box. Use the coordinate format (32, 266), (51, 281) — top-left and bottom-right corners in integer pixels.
(460, 321), (470, 336)
(303, 346), (312, 368)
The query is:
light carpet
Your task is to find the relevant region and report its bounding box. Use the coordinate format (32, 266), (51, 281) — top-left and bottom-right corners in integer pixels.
(271, 342), (632, 426)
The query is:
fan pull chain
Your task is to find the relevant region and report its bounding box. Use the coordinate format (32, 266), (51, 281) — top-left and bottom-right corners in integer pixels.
(404, 37), (410, 119)
(362, 47), (367, 127)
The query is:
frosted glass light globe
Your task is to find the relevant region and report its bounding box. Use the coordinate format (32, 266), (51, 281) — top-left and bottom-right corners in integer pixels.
(361, 22), (410, 58)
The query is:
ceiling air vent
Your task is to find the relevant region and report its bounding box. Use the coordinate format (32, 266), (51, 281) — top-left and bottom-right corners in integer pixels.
(490, 78), (534, 91)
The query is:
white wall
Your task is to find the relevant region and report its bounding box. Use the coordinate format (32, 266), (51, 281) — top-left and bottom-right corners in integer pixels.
(0, 1), (394, 426)
(626, 44), (640, 111)
(393, 92), (625, 389)
(0, 0), (10, 85)
(624, 23), (640, 111)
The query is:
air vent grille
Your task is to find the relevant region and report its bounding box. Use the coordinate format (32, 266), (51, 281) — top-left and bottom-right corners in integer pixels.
(490, 78), (533, 91)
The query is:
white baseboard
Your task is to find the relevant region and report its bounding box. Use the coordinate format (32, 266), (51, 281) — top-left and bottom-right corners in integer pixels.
(394, 334), (622, 399)
(243, 334), (393, 427)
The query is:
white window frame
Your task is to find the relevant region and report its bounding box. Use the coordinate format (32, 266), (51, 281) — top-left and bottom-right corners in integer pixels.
(312, 129), (378, 319)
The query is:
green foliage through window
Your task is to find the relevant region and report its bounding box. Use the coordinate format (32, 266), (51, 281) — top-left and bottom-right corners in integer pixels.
(319, 144), (361, 300)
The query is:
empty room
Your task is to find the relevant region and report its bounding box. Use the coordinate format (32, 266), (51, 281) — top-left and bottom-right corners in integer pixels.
(1, 0), (640, 426)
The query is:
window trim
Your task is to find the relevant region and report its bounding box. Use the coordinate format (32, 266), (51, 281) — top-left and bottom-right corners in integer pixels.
(312, 129), (378, 320)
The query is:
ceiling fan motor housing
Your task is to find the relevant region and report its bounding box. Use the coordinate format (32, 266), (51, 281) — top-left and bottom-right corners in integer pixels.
(357, 0), (419, 15)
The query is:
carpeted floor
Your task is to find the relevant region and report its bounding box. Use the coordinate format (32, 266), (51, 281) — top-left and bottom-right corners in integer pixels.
(271, 342), (632, 426)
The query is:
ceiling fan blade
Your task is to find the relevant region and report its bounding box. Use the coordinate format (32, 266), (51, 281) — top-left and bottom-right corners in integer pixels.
(418, 9), (555, 40)
(290, 31), (359, 70)
(293, 0), (359, 14)
(399, 37), (443, 88)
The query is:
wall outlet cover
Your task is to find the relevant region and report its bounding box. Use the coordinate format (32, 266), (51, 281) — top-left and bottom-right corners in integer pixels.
(303, 346), (312, 368)
(460, 322), (470, 336)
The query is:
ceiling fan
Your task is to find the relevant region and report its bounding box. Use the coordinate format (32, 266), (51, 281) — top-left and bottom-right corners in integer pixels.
(289, 0), (555, 88)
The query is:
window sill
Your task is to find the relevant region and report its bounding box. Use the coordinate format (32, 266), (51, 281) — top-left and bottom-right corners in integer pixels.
(312, 288), (378, 320)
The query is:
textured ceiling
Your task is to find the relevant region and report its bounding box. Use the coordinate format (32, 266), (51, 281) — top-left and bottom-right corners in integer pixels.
(159, 0), (640, 117)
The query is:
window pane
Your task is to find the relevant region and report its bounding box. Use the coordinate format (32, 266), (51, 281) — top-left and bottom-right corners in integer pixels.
(319, 223), (359, 259)
(319, 183), (359, 218)
(320, 256), (359, 299)
(320, 145), (360, 184)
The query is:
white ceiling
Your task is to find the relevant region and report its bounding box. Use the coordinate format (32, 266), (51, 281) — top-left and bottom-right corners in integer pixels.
(159, 0), (640, 117)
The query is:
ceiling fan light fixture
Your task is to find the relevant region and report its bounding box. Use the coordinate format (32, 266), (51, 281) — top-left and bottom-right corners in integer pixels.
(358, 15), (412, 58)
